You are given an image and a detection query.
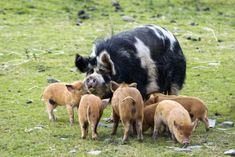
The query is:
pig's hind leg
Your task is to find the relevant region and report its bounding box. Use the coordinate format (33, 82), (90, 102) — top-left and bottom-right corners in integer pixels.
(80, 121), (89, 139)
(122, 120), (131, 144)
(111, 112), (120, 136)
(135, 119), (144, 142)
(91, 120), (99, 140)
(46, 99), (57, 121)
(152, 115), (162, 140)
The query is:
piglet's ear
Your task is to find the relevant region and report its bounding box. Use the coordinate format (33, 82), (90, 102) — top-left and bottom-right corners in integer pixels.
(110, 81), (119, 92)
(66, 84), (74, 92)
(129, 82), (137, 88)
(154, 96), (159, 103)
(75, 53), (89, 73)
(174, 121), (181, 130)
(101, 98), (110, 110)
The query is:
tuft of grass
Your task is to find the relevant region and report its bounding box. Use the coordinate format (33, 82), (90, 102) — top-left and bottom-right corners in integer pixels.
(0, 0), (234, 156)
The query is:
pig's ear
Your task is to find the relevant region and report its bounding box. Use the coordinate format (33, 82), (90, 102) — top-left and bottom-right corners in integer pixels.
(75, 53), (90, 73)
(66, 84), (74, 92)
(110, 81), (119, 92)
(174, 121), (181, 130)
(154, 96), (159, 103)
(129, 82), (137, 88)
(101, 98), (110, 110)
(191, 119), (199, 131)
(100, 52), (116, 75)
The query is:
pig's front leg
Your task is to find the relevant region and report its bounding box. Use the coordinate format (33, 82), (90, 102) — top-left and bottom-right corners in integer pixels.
(66, 104), (74, 125)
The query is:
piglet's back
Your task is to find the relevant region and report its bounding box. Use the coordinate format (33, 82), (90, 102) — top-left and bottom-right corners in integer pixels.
(157, 100), (191, 127)
(42, 83), (67, 104)
(117, 87), (143, 104)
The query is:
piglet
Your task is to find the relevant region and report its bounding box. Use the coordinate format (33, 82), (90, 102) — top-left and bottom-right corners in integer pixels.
(153, 100), (198, 147)
(78, 94), (109, 140)
(146, 93), (209, 131)
(110, 81), (144, 143)
(142, 103), (158, 133)
(42, 81), (84, 125)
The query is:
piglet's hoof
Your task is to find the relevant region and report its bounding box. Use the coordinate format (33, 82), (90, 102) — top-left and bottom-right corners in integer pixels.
(92, 135), (97, 140)
(182, 143), (189, 148)
(121, 139), (128, 145)
(105, 117), (113, 123)
(49, 117), (56, 122)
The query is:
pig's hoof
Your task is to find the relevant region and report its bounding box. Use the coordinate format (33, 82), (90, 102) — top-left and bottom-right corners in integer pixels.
(92, 135), (97, 140)
(138, 138), (143, 143)
(182, 143), (189, 148)
(81, 136), (86, 139)
(121, 139), (128, 145)
(105, 117), (113, 123)
(111, 132), (116, 136)
(152, 135), (157, 141)
(49, 118), (56, 122)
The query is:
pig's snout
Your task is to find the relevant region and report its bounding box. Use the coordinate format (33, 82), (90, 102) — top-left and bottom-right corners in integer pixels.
(86, 76), (97, 89)
(182, 139), (189, 148)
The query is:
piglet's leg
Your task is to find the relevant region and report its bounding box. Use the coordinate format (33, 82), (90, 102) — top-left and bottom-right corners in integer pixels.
(46, 101), (57, 121)
(152, 117), (161, 140)
(122, 120), (130, 144)
(66, 104), (74, 125)
(91, 122), (98, 140)
(111, 112), (120, 136)
(202, 117), (209, 131)
(136, 120), (143, 142)
(171, 133), (178, 144)
(80, 121), (88, 139)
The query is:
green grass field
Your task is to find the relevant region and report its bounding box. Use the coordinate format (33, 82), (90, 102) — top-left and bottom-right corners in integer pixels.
(0, 0), (234, 156)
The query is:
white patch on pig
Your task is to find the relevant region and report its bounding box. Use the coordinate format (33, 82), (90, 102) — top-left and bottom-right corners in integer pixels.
(90, 45), (96, 57)
(147, 25), (176, 50)
(97, 50), (116, 75)
(89, 71), (105, 86)
(134, 37), (159, 94)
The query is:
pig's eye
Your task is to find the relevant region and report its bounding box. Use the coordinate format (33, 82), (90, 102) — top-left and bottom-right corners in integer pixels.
(87, 69), (94, 75)
(99, 68), (108, 74)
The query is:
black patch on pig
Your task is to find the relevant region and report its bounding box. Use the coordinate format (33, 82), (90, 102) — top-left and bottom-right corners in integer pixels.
(49, 99), (56, 105)
(83, 121), (89, 130)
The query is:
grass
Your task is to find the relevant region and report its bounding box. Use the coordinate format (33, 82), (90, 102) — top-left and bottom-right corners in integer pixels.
(0, 0), (234, 156)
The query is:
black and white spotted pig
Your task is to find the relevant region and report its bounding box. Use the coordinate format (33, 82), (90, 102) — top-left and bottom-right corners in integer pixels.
(75, 25), (186, 100)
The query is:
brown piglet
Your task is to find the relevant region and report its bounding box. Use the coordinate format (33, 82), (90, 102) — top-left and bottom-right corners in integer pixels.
(153, 100), (198, 147)
(42, 81), (84, 125)
(78, 94), (109, 140)
(145, 93), (209, 131)
(143, 103), (158, 133)
(110, 81), (144, 143)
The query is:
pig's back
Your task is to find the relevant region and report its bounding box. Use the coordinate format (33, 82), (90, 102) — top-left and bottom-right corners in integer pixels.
(43, 83), (67, 104)
(122, 87), (144, 109)
(167, 102), (192, 128)
(79, 94), (101, 119)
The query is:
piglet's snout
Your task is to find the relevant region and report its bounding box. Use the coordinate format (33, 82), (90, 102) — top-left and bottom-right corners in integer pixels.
(182, 139), (189, 148)
(86, 76), (97, 89)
